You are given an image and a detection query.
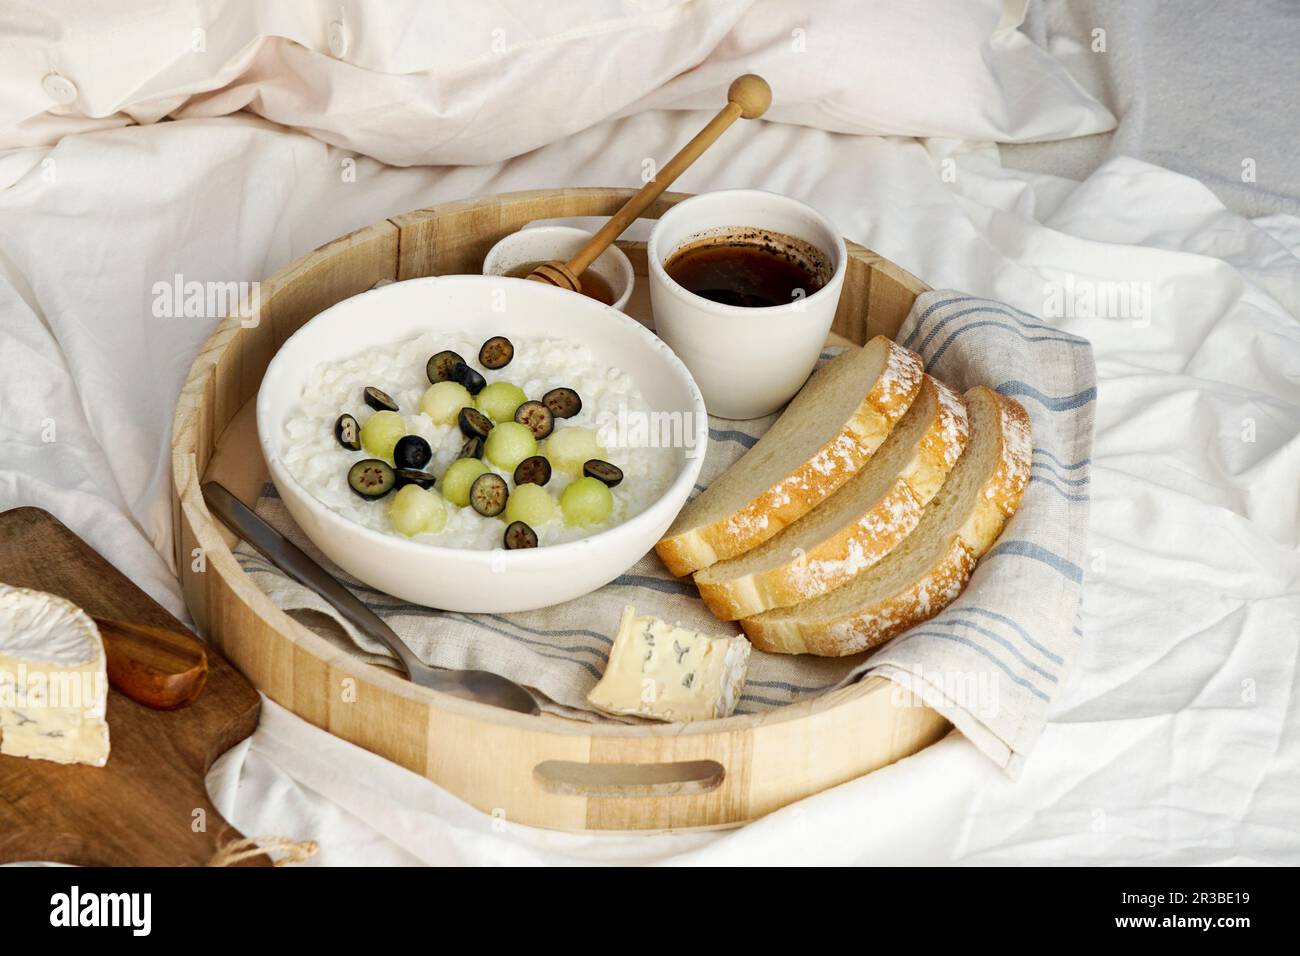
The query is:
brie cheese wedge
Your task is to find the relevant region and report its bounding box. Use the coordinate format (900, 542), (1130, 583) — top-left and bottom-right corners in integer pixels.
(587, 606), (751, 722)
(0, 584), (110, 767)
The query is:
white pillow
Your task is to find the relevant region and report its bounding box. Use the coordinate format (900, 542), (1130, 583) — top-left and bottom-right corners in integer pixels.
(631, 0), (1116, 144)
(0, 0), (1113, 163)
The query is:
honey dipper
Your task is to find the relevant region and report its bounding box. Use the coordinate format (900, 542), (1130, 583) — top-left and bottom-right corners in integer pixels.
(526, 74), (772, 295)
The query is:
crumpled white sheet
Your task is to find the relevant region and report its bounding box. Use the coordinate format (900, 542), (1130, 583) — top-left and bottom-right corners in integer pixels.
(1008, 0), (1300, 219)
(2, 109), (1298, 864)
(0, 0), (1114, 162)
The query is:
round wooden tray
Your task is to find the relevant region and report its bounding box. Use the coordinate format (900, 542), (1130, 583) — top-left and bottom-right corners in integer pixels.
(171, 188), (949, 832)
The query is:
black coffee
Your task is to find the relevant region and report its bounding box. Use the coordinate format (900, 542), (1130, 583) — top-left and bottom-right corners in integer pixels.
(664, 230), (828, 308)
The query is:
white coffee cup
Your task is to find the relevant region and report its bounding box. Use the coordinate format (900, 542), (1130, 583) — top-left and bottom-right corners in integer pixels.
(647, 190), (847, 419)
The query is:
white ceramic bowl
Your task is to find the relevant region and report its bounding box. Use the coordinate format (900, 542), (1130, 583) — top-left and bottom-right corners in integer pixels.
(482, 225), (635, 312)
(256, 275), (706, 613)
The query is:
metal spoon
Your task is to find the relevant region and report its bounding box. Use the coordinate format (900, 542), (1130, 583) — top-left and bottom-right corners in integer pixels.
(202, 481), (539, 715)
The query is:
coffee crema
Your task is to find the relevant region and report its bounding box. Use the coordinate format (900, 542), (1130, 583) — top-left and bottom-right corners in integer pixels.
(663, 227), (830, 309)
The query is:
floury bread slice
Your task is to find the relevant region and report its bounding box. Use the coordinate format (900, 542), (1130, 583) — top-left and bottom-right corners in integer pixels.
(693, 376), (969, 619)
(741, 387), (1031, 657)
(655, 336), (925, 577)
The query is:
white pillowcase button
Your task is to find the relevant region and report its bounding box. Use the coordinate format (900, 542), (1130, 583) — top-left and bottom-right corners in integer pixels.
(327, 21), (350, 59)
(42, 72), (79, 106)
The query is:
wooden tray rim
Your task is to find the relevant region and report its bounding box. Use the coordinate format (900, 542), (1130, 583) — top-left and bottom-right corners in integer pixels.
(170, 187), (945, 829)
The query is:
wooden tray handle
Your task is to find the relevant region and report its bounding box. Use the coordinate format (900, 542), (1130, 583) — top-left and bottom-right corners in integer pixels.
(95, 617), (209, 711)
(533, 759), (725, 799)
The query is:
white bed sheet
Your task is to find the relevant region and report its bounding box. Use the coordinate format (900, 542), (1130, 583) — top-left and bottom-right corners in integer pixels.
(1, 110), (1297, 865)
(1006, 0), (1300, 219)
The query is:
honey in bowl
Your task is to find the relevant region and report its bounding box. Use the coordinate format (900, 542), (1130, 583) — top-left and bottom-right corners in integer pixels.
(505, 261), (617, 306)
(663, 228), (830, 308)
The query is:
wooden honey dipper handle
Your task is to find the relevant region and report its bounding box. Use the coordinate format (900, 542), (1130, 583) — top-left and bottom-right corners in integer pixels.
(528, 74), (771, 292)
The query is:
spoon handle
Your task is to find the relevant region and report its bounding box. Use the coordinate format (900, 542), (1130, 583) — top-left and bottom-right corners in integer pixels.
(563, 74), (771, 278)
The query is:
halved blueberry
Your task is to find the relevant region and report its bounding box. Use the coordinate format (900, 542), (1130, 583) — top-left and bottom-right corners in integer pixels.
(469, 472), (508, 517)
(334, 413), (361, 451)
(503, 520), (538, 549)
(478, 336), (514, 370)
(513, 455), (552, 487)
(393, 468), (437, 490)
(426, 350), (465, 384)
(583, 459), (623, 488)
(363, 386), (398, 412)
(542, 387), (581, 419)
(347, 459), (396, 499)
(514, 400), (554, 439)
(458, 406), (493, 440)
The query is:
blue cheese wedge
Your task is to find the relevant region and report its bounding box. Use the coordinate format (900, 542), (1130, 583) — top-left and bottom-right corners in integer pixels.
(587, 606), (751, 722)
(0, 584), (110, 767)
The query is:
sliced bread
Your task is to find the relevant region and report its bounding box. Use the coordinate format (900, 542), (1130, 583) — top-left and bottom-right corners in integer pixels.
(741, 386), (1032, 657)
(655, 336), (925, 577)
(693, 376), (969, 619)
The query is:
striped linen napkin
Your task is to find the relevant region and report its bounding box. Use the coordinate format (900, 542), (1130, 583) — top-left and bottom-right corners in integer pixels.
(866, 291), (1095, 773)
(236, 290), (1093, 769)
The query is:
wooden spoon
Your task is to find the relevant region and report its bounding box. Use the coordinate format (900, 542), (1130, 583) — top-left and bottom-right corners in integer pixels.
(93, 616), (209, 711)
(527, 74), (772, 294)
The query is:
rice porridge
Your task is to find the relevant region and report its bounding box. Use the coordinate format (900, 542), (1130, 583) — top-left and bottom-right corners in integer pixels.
(281, 331), (679, 549)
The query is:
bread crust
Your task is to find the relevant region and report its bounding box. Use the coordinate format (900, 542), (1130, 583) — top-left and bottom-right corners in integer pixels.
(655, 339), (925, 577)
(694, 378), (969, 620)
(980, 386), (1033, 519)
(740, 388), (1032, 657)
(743, 537), (977, 655)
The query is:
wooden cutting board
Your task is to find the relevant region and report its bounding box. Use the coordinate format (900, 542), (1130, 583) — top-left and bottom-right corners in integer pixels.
(0, 507), (267, 866)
